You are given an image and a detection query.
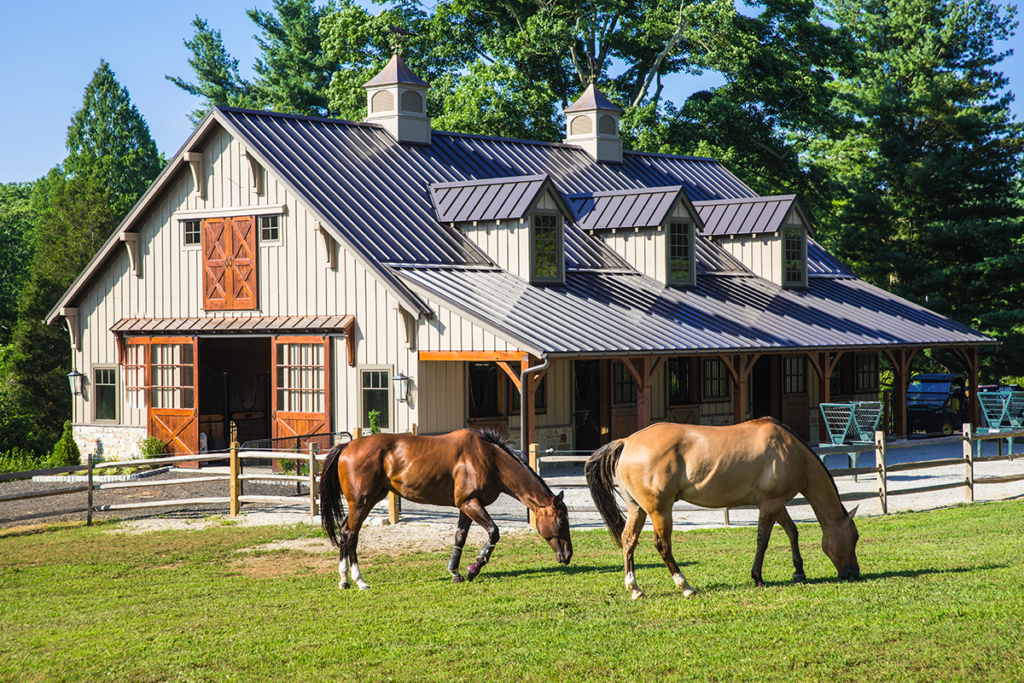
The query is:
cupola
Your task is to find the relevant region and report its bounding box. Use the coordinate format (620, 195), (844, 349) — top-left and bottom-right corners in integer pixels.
(563, 83), (623, 163)
(363, 52), (431, 144)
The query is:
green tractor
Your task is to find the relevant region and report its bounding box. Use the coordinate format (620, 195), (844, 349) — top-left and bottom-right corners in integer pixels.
(907, 374), (968, 436)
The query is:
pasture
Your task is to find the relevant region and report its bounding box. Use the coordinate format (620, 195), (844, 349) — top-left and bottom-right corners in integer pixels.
(1, 500), (1023, 682)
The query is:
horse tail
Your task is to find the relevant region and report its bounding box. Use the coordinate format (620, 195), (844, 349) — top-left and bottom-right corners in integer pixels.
(319, 442), (347, 547)
(584, 439), (627, 548)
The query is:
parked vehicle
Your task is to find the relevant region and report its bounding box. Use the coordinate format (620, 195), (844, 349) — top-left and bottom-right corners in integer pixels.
(907, 374), (968, 436)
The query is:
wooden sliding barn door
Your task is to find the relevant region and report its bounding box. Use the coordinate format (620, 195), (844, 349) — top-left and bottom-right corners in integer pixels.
(125, 337), (200, 457)
(203, 216), (257, 310)
(271, 336), (331, 442)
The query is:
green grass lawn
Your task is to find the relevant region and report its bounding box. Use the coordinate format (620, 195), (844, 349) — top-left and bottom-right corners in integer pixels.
(2, 500), (1023, 682)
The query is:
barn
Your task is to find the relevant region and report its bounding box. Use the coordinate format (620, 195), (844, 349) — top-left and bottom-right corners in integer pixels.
(47, 55), (993, 460)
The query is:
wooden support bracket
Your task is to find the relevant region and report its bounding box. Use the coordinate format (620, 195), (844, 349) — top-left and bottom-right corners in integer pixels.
(183, 152), (205, 199)
(240, 146), (263, 195)
(120, 233), (140, 276)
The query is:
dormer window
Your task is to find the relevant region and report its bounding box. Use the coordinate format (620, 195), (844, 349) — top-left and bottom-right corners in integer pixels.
(667, 220), (695, 286)
(783, 226), (807, 287)
(531, 212), (563, 283)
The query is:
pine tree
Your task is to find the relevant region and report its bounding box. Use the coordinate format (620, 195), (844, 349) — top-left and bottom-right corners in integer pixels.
(0, 182), (35, 346)
(166, 17), (255, 124)
(820, 0), (1024, 379)
(65, 60), (164, 216)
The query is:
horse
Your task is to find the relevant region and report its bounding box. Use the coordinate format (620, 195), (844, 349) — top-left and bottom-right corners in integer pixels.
(320, 428), (572, 589)
(585, 417), (860, 599)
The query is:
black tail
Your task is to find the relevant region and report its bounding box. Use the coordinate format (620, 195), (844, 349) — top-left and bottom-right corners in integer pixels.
(584, 440), (626, 548)
(319, 442), (346, 547)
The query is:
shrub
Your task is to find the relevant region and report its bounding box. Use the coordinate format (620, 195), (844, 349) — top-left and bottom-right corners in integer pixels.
(45, 421), (81, 467)
(368, 409), (382, 435)
(0, 447), (40, 476)
(137, 436), (166, 458)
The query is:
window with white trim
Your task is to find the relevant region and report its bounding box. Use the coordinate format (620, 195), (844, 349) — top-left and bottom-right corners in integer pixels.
(359, 367), (392, 431)
(260, 215), (280, 242)
(93, 366), (118, 422)
(783, 227), (806, 287)
(531, 212), (563, 283)
(667, 220), (694, 285)
(182, 219), (201, 246)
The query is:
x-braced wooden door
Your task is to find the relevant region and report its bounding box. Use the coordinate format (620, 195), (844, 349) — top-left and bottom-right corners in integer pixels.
(271, 336), (331, 446)
(125, 337), (200, 458)
(202, 216), (257, 311)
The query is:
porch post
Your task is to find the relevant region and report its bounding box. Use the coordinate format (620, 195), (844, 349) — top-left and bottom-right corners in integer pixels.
(636, 357), (650, 430)
(885, 348), (917, 439)
(521, 354), (537, 449)
(963, 346), (980, 428)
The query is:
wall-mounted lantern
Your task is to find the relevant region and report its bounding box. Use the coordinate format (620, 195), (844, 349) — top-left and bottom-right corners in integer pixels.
(67, 369), (85, 397)
(392, 371), (411, 403)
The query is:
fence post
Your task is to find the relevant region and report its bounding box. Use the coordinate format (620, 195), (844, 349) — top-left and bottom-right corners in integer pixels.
(875, 430), (887, 515)
(86, 454), (94, 526)
(353, 427), (363, 439)
(229, 441), (240, 517)
(309, 443), (319, 520)
(723, 509), (731, 526)
(963, 423), (975, 503)
(528, 443), (539, 531)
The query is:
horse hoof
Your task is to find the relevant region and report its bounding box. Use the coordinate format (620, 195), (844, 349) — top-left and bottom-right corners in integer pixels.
(451, 575), (465, 584)
(793, 573), (806, 584)
(755, 580), (766, 588)
(340, 582), (350, 590)
(631, 589), (645, 600)
(682, 588), (697, 598)
(358, 584), (371, 591)
(466, 564), (481, 581)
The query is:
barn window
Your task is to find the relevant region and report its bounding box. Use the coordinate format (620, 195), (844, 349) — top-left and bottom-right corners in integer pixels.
(277, 343), (325, 413)
(531, 212), (563, 283)
(856, 354), (879, 391)
(703, 359), (730, 400)
(359, 367), (391, 430)
(260, 215), (280, 242)
(667, 221), (694, 285)
(783, 227), (806, 287)
(93, 366), (118, 422)
(508, 362), (547, 414)
(784, 357), (807, 395)
(183, 220), (201, 246)
(668, 358), (692, 405)
(613, 362), (638, 405)
(468, 363), (500, 418)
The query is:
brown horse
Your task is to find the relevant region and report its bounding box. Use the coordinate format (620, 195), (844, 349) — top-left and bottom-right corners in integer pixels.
(585, 418), (860, 599)
(320, 428), (572, 589)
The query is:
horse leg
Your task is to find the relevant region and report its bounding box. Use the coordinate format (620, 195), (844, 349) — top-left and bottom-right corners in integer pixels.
(342, 494), (386, 590)
(447, 512), (473, 583)
(751, 505), (783, 587)
(458, 499), (500, 581)
(776, 509), (806, 583)
(649, 507), (696, 597)
(621, 498), (648, 600)
(337, 514), (352, 589)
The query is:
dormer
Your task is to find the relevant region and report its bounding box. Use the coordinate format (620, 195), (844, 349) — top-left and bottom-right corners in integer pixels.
(563, 84), (623, 163)
(567, 185), (704, 286)
(429, 175), (572, 284)
(694, 195), (812, 288)
(363, 52), (431, 144)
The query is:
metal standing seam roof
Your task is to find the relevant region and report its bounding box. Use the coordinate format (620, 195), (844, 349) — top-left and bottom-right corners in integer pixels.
(694, 195), (811, 237)
(567, 186), (688, 230)
(109, 315), (355, 335)
(429, 175), (550, 224)
(396, 267), (992, 357)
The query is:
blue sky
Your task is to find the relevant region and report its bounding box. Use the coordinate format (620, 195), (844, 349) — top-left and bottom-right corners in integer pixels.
(1, 0), (1021, 184)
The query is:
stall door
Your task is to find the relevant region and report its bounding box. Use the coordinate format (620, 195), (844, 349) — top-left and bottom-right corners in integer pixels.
(271, 336), (331, 443)
(126, 337), (199, 457)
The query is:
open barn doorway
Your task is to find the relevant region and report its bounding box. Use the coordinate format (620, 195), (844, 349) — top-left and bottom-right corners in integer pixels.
(197, 337), (271, 452)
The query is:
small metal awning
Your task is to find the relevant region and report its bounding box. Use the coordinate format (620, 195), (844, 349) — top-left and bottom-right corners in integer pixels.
(110, 315), (355, 335)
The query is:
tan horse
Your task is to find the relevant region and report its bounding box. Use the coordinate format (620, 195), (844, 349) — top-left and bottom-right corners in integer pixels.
(585, 418), (860, 599)
(320, 429), (572, 589)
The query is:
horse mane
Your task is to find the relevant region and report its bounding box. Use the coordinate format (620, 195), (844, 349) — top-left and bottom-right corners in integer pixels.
(471, 428), (557, 498)
(757, 417), (847, 513)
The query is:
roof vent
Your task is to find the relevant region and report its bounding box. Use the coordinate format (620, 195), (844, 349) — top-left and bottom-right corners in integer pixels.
(563, 84), (623, 163)
(363, 52), (431, 144)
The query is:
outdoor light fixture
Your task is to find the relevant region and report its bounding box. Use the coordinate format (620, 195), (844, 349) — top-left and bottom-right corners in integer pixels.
(392, 371), (411, 403)
(67, 369), (85, 397)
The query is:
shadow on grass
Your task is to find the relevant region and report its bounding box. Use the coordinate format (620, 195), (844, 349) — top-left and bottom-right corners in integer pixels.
(479, 560), (683, 581)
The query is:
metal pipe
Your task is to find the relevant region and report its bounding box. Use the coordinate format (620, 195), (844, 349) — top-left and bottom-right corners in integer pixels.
(520, 356), (551, 453)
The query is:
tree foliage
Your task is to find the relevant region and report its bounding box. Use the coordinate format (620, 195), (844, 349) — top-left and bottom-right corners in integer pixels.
(0, 183), (35, 346)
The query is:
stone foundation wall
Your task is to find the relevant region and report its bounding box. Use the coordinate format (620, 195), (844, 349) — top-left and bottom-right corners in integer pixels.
(73, 424), (149, 463)
(507, 425), (573, 453)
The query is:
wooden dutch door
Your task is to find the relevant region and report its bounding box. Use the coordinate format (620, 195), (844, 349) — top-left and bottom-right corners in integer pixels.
(125, 337), (200, 457)
(203, 216), (257, 310)
(271, 336), (331, 443)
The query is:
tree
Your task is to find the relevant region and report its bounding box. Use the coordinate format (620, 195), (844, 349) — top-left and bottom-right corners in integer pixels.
(66, 60), (165, 216)
(819, 0), (1024, 380)
(0, 182), (35, 346)
(166, 17), (256, 124)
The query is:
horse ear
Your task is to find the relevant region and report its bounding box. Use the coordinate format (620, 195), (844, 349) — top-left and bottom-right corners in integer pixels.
(555, 491), (564, 503)
(848, 505), (859, 520)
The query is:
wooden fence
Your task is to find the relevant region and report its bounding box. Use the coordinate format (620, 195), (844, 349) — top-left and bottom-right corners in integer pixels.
(3, 425), (1023, 528)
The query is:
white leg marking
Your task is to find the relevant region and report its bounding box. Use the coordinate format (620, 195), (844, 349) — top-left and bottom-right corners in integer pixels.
(673, 572), (697, 597)
(339, 559), (350, 589)
(350, 562), (370, 590)
(625, 571), (644, 600)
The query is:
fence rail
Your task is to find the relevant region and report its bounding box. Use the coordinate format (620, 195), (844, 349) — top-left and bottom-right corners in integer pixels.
(3, 425), (1023, 528)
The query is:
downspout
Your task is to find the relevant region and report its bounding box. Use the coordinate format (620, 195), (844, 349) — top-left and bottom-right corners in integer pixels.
(520, 356), (551, 453)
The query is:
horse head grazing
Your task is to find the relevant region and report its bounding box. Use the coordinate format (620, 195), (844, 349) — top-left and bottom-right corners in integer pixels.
(822, 505), (861, 581)
(535, 491), (573, 565)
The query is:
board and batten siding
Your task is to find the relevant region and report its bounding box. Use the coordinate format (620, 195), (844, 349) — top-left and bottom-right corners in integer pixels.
(713, 208), (808, 287)
(71, 126), (421, 436)
(592, 199), (691, 283)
